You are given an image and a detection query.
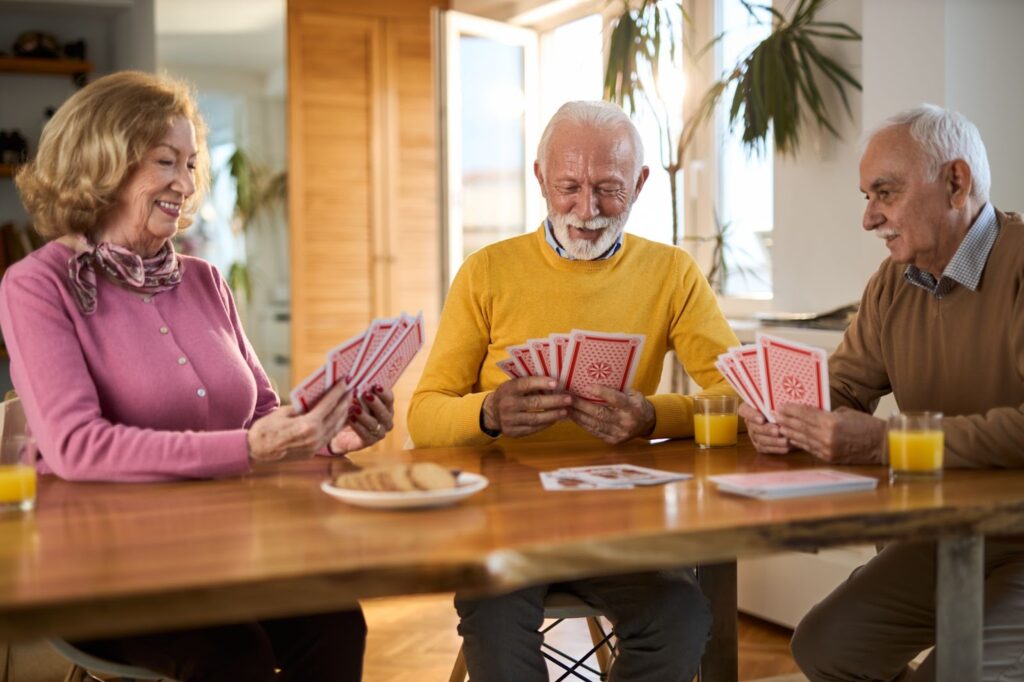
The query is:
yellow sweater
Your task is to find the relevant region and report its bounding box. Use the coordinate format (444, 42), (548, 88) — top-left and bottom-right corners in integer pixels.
(408, 226), (739, 447)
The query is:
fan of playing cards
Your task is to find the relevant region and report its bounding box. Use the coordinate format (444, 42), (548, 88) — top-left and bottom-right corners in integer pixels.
(496, 330), (645, 402)
(716, 333), (830, 423)
(290, 312), (425, 414)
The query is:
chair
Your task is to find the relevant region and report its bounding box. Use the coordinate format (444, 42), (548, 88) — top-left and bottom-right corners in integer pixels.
(48, 639), (169, 681)
(449, 591), (616, 682)
(0, 395), (170, 682)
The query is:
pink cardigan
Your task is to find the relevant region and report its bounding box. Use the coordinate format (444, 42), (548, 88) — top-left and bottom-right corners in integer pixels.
(0, 241), (278, 482)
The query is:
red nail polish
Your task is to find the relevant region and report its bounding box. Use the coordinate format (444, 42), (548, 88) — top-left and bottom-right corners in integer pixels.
(353, 405), (362, 415)
(365, 394), (375, 402)
(374, 384), (383, 393)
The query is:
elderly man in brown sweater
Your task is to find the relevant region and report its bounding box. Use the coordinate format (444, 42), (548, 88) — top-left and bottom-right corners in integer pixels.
(742, 104), (1024, 681)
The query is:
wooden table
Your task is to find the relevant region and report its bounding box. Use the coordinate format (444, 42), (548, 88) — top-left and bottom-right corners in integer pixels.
(2, 437), (1022, 681)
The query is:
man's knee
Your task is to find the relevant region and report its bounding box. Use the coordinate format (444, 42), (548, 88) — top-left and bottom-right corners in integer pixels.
(612, 573), (712, 651)
(791, 603), (845, 679)
(455, 587), (546, 641)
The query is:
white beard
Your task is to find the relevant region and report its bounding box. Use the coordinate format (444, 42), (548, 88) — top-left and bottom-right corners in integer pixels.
(548, 209), (631, 260)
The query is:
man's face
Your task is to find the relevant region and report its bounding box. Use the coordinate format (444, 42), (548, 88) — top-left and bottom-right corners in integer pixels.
(535, 123), (648, 260)
(859, 125), (957, 275)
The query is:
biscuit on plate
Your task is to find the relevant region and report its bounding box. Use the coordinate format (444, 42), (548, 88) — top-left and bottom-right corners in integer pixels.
(410, 462), (457, 491)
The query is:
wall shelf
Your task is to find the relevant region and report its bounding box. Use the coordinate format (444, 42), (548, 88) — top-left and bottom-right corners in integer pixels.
(0, 56), (93, 77)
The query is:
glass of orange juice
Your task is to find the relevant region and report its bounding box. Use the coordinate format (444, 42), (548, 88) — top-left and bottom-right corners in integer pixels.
(887, 411), (943, 482)
(0, 397), (37, 513)
(693, 395), (739, 449)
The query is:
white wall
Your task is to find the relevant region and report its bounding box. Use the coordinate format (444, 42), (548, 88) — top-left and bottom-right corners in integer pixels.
(944, 0), (1024, 211)
(771, 0), (877, 313)
(772, 0), (1023, 314)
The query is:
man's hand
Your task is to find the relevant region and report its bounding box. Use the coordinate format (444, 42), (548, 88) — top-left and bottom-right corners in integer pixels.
(569, 387), (655, 445)
(482, 377), (572, 438)
(738, 402), (793, 454)
(775, 404), (886, 464)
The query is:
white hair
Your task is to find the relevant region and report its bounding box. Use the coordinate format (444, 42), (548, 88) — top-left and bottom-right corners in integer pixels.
(868, 104), (991, 202)
(536, 100), (644, 178)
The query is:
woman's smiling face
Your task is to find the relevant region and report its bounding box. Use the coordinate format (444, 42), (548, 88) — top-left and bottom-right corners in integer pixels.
(99, 117), (197, 256)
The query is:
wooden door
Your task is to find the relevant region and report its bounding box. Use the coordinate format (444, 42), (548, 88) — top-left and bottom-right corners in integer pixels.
(289, 0), (444, 446)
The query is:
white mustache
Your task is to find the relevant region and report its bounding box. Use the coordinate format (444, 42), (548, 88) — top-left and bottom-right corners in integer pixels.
(875, 228), (899, 240)
(562, 217), (614, 231)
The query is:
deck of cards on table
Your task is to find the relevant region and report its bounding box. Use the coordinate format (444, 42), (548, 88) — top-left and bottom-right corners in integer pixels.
(290, 312), (425, 413)
(716, 333), (830, 422)
(540, 464), (691, 491)
(497, 330), (645, 402)
(708, 469), (878, 500)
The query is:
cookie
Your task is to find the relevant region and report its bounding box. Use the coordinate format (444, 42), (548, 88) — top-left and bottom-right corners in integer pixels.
(409, 462), (457, 491)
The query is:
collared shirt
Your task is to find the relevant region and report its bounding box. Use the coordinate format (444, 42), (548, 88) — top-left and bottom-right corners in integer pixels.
(543, 219), (623, 261)
(904, 202), (999, 298)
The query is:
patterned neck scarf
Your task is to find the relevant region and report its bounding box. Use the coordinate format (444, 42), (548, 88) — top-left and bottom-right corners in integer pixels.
(67, 238), (184, 315)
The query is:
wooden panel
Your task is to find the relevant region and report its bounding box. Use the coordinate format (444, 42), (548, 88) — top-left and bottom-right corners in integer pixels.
(293, 0), (443, 19)
(383, 18), (442, 448)
(289, 0), (446, 449)
(289, 11), (383, 380)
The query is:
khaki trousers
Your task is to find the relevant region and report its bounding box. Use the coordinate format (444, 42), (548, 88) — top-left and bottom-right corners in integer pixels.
(792, 540), (1024, 681)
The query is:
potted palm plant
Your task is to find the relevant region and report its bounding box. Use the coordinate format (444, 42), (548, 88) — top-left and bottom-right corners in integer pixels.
(604, 0), (861, 255)
(226, 148), (287, 302)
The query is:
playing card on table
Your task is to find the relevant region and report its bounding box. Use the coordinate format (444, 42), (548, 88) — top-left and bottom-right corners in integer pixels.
(507, 343), (541, 377)
(558, 464), (691, 486)
(326, 332), (366, 387)
(290, 364), (333, 414)
(496, 358), (524, 380)
(560, 330), (645, 402)
(540, 470), (614, 491)
(527, 338), (555, 379)
(757, 333), (830, 413)
(354, 313), (425, 397)
(548, 333), (570, 384)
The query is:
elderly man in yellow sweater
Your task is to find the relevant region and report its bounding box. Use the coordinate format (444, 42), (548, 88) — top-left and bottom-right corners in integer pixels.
(744, 105), (1024, 681)
(409, 101), (738, 681)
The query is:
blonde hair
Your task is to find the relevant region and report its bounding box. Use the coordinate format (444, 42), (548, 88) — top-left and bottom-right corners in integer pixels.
(16, 71), (210, 238)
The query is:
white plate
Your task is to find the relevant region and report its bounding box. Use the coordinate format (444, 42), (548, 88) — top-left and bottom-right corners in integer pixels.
(320, 472), (488, 510)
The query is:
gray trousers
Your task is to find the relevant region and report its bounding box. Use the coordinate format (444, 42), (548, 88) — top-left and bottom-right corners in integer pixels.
(454, 569), (711, 682)
(792, 540), (1024, 681)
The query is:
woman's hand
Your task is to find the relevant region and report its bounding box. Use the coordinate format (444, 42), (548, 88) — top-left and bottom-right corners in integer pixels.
(247, 379), (353, 462)
(328, 386), (396, 455)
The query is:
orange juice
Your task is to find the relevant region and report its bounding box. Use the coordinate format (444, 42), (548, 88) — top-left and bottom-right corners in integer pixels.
(0, 464), (36, 510)
(888, 430), (943, 473)
(694, 413), (738, 448)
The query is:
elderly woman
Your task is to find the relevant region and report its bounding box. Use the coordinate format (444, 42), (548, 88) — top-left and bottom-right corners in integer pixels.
(0, 71), (389, 681)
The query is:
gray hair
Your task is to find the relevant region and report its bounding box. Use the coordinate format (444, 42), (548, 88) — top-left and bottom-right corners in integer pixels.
(868, 104), (991, 202)
(536, 100), (644, 178)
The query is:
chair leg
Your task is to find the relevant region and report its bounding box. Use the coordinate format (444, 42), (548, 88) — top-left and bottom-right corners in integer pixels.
(586, 617), (613, 675)
(62, 664), (87, 682)
(449, 645), (468, 682)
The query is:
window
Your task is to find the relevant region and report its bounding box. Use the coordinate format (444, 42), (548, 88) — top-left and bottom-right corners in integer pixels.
(715, 0), (773, 298)
(440, 1), (774, 303)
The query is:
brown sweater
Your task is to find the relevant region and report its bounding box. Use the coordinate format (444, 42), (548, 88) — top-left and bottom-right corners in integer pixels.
(830, 209), (1024, 468)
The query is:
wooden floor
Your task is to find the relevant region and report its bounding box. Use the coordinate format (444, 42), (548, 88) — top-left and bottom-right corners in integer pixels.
(363, 592), (802, 681)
